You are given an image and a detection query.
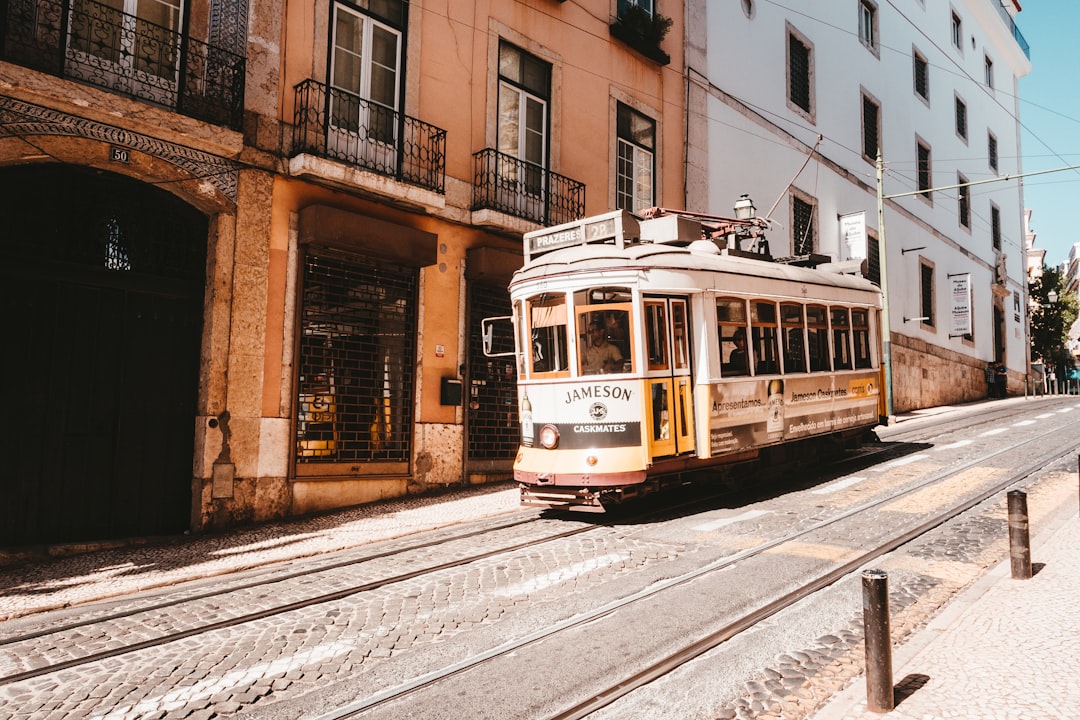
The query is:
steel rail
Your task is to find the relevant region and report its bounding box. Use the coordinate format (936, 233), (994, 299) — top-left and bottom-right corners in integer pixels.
(316, 416), (1080, 720)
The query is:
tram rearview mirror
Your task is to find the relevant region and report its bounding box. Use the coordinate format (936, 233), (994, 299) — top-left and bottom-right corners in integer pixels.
(481, 316), (516, 357)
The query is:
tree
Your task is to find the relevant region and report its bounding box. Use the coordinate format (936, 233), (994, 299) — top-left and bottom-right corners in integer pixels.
(1029, 266), (1078, 382)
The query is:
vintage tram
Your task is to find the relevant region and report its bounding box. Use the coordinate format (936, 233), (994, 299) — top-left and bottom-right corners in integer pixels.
(484, 208), (884, 510)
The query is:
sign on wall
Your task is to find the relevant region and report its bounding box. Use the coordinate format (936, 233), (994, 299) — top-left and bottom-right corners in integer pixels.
(839, 212), (867, 261)
(950, 273), (972, 337)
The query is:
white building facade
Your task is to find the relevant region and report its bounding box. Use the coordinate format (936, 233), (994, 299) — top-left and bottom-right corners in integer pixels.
(686, 0), (1031, 412)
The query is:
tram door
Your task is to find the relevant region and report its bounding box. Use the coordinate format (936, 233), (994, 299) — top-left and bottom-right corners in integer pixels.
(643, 297), (695, 459)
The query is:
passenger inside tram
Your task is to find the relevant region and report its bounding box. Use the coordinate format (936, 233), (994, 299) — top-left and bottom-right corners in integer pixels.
(581, 317), (623, 374)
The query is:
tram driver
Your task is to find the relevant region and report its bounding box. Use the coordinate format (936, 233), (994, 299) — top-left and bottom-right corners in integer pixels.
(581, 318), (623, 374)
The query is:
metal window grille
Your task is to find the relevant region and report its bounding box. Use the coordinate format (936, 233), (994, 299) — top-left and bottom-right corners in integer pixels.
(866, 233), (881, 286)
(991, 206), (1001, 250)
(958, 174), (970, 227)
(988, 133), (998, 171)
(862, 94), (879, 160)
(914, 52), (928, 99)
(789, 33), (811, 113)
(917, 143), (931, 196)
(920, 263), (935, 325)
(466, 282), (521, 460)
(955, 98), (967, 139)
(296, 250), (416, 463)
(792, 196), (815, 255)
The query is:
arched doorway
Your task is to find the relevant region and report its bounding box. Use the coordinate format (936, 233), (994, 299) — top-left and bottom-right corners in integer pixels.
(0, 165), (207, 546)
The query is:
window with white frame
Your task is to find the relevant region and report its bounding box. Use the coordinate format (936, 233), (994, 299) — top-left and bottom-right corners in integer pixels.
(330, 2), (402, 144)
(984, 55), (994, 88)
(616, 102), (655, 213)
(988, 131), (998, 172)
(858, 0), (878, 53)
(497, 41), (551, 193)
(951, 11), (962, 49)
(618, 0), (654, 18)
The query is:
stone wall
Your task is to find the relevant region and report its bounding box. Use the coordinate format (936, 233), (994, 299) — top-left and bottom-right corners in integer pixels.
(890, 334), (992, 412)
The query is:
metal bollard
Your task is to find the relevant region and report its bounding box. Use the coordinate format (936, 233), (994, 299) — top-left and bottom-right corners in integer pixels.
(862, 569), (894, 713)
(1008, 490), (1032, 580)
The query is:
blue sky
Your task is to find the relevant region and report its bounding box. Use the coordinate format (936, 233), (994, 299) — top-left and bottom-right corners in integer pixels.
(1018, 2), (1080, 268)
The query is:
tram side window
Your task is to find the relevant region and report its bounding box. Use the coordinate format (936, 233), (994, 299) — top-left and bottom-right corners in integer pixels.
(528, 294), (569, 374)
(806, 305), (831, 372)
(780, 303), (808, 373)
(717, 297), (749, 376)
(852, 308), (873, 369)
(831, 307), (853, 370)
(751, 301), (780, 375)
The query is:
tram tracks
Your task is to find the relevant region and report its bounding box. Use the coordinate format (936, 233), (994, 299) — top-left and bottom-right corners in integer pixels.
(1, 402), (1075, 719)
(0, 479), (759, 686)
(312, 413), (1080, 720)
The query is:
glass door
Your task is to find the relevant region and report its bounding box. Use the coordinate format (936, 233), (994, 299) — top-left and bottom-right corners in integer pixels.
(329, 4), (402, 169)
(67, 0), (183, 103)
(644, 297), (694, 459)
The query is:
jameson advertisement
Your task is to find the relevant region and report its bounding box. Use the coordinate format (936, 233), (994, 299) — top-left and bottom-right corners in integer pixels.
(708, 373), (879, 455)
(521, 380), (641, 449)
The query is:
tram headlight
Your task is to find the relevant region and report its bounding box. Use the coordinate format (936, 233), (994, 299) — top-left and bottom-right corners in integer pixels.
(539, 424), (560, 449)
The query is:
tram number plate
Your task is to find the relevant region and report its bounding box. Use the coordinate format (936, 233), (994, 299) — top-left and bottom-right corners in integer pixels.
(110, 146), (131, 164)
(585, 218), (616, 241)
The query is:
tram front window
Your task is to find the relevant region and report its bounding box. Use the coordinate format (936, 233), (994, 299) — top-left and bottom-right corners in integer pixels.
(527, 294), (569, 374)
(575, 287), (633, 375)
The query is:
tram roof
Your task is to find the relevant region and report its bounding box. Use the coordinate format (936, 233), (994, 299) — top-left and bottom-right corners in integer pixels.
(511, 240), (881, 297)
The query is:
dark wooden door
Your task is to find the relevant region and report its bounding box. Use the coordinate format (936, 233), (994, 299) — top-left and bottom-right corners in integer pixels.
(0, 166), (206, 546)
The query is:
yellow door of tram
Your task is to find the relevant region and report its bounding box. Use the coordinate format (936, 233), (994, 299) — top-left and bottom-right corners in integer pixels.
(644, 297), (695, 459)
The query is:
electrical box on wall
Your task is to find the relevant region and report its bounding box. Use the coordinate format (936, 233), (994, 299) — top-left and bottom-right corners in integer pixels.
(440, 377), (463, 406)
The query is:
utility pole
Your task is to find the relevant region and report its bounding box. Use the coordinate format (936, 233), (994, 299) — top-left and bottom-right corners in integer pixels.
(876, 151), (895, 422)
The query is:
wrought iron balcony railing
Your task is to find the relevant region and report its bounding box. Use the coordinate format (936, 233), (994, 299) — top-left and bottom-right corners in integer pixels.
(472, 148), (585, 227)
(0, 0), (245, 129)
(292, 79), (446, 195)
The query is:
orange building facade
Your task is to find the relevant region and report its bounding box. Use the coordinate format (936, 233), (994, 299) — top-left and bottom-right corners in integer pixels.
(0, 0), (687, 547)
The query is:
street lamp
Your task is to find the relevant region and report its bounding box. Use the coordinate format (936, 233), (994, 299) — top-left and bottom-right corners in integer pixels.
(1048, 290), (1058, 304)
(733, 194), (756, 220)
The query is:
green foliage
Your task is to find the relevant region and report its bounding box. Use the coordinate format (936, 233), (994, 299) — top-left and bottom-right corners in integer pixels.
(618, 4), (672, 46)
(1029, 266), (1078, 373)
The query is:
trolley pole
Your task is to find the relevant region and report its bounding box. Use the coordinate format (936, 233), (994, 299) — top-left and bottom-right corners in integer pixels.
(876, 153), (895, 422)
(862, 568), (894, 712)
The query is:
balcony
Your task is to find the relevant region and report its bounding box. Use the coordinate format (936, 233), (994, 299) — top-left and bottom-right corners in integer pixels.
(991, 0), (1030, 59)
(471, 148), (585, 228)
(291, 79), (446, 195)
(0, 0), (245, 129)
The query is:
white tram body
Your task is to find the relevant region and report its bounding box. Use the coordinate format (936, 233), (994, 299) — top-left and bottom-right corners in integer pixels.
(490, 209), (884, 510)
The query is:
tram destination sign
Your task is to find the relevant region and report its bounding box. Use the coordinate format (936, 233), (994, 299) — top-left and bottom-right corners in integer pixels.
(524, 211), (632, 261)
(528, 225), (584, 255)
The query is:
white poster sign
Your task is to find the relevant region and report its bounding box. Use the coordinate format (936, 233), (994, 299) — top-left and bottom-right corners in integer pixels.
(950, 274), (972, 336)
(839, 212), (867, 261)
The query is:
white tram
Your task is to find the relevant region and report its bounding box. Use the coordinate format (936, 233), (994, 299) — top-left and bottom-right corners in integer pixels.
(484, 208), (884, 510)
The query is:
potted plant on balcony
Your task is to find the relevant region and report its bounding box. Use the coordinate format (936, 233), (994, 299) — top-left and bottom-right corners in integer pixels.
(610, 3), (672, 65)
